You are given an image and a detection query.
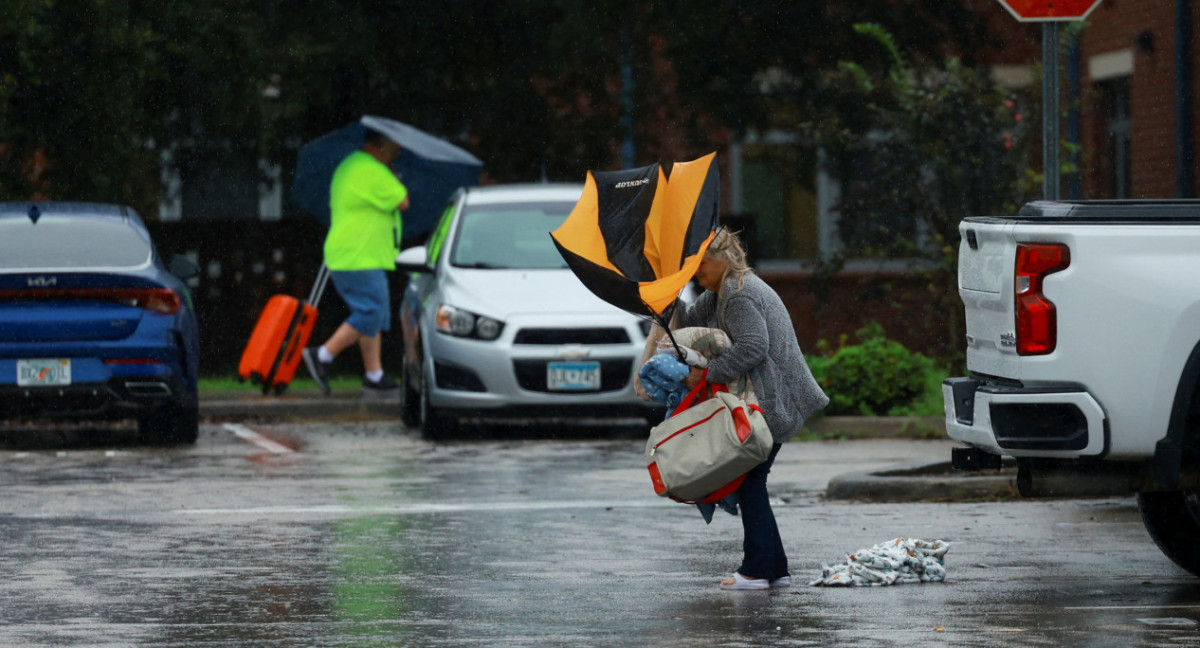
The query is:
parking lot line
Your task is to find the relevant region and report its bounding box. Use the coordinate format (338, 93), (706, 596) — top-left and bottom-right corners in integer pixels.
(222, 423), (294, 455)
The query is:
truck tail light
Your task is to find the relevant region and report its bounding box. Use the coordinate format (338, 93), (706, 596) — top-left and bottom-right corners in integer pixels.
(1015, 243), (1070, 355)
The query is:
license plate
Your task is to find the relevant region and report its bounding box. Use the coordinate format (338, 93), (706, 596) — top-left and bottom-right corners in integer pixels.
(17, 359), (72, 387)
(546, 361), (600, 391)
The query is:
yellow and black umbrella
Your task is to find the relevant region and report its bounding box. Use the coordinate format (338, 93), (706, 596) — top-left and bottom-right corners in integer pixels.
(552, 152), (721, 352)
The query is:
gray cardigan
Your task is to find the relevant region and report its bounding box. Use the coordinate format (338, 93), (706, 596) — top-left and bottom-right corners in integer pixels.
(678, 273), (829, 443)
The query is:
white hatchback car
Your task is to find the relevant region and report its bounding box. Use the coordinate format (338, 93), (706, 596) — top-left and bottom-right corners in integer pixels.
(395, 183), (684, 437)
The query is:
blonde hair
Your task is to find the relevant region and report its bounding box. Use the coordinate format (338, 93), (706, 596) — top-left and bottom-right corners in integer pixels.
(705, 226), (753, 290)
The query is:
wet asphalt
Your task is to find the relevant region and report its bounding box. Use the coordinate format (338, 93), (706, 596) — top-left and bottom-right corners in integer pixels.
(0, 418), (1196, 647)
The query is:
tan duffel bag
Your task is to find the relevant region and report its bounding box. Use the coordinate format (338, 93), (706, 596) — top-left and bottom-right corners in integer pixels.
(645, 382), (772, 504)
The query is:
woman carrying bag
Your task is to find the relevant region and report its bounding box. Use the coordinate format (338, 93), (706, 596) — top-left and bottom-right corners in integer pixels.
(676, 227), (829, 591)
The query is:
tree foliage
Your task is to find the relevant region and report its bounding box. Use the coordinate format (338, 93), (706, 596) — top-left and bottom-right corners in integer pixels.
(1, 0), (293, 214)
(0, 0), (623, 215)
(649, 1), (994, 135)
(0, 1), (1005, 224)
(803, 24), (1034, 365)
(814, 24), (1032, 256)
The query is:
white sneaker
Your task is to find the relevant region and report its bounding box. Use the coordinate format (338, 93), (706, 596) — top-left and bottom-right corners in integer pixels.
(719, 572), (769, 590)
(769, 575), (792, 588)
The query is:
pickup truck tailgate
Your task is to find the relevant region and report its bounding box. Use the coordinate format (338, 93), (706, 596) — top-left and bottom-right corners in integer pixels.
(958, 220), (1015, 377)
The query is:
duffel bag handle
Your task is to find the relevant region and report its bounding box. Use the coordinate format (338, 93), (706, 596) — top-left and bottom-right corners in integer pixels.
(669, 369), (731, 417)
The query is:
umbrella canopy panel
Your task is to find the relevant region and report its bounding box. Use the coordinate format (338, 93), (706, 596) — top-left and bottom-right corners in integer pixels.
(552, 152), (721, 318)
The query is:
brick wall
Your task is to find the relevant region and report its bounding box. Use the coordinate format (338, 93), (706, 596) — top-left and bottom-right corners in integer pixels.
(1082, 0), (1181, 197)
(763, 269), (956, 361)
(972, 0), (1200, 199)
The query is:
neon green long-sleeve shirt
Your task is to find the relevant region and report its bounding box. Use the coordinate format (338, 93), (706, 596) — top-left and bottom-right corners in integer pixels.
(324, 151), (407, 270)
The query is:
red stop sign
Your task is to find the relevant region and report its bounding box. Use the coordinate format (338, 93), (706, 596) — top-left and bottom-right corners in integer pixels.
(997, 0), (1103, 21)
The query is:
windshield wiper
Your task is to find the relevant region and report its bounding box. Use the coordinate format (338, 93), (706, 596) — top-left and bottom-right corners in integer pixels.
(461, 262), (506, 269)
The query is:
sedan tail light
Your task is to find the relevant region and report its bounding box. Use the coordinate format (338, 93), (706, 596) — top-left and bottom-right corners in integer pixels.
(0, 288), (182, 314)
(1015, 243), (1070, 355)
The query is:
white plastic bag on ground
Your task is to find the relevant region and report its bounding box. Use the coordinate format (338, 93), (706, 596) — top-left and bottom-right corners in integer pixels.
(809, 537), (951, 587)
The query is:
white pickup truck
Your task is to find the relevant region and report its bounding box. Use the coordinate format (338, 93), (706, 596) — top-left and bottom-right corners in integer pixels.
(943, 199), (1200, 577)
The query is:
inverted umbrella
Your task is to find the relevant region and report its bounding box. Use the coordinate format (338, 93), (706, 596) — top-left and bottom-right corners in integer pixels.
(290, 115), (484, 241)
(551, 152), (721, 354)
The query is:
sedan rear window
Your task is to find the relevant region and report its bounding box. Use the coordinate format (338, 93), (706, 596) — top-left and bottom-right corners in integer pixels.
(451, 201), (575, 269)
(0, 217), (152, 269)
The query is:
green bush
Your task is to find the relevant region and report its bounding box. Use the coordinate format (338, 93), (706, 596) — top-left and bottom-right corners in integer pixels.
(807, 322), (936, 416)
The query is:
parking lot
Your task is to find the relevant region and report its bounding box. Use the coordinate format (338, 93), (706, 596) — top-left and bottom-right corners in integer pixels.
(0, 419), (1195, 647)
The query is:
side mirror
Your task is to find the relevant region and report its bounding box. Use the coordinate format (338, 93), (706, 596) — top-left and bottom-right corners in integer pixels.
(168, 255), (200, 280)
(395, 246), (432, 273)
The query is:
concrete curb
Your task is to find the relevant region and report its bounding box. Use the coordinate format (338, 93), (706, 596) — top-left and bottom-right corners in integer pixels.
(825, 460), (1018, 502)
(200, 396), (948, 434)
(200, 396), (400, 422)
(199, 396), (1020, 503)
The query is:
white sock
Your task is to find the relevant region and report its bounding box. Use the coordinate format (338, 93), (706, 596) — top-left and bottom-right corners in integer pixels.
(365, 369), (384, 383)
(317, 346), (333, 363)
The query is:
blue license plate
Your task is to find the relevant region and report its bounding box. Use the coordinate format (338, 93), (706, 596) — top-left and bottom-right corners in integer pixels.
(546, 361), (600, 391)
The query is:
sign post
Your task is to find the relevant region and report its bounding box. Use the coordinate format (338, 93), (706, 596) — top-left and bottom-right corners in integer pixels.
(1043, 22), (1060, 201)
(996, 0), (1104, 200)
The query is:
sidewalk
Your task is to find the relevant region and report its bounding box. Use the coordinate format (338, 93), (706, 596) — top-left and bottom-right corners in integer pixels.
(200, 391), (1014, 501)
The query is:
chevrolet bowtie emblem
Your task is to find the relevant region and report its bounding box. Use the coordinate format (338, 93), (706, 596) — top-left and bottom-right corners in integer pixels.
(556, 345), (590, 360)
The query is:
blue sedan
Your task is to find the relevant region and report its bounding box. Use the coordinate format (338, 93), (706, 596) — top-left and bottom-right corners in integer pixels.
(0, 202), (201, 444)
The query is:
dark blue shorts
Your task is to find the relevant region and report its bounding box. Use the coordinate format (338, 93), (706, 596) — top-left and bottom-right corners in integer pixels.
(330, 269), (390, 336)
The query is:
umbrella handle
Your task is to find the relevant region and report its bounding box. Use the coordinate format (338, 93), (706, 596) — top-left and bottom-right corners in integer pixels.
(653, 307), (687, 362)
(663, 327), (686, 362)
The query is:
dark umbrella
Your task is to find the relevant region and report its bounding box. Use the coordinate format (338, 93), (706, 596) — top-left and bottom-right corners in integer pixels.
(551, 152), (721, 356)
(290, 116), (483, 241)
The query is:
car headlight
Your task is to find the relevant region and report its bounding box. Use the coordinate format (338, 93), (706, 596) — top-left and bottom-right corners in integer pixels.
(434, 304), (504, 340)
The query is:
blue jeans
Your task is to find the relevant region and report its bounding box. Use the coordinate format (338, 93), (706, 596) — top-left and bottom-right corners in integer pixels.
(736, 443), (787, 580)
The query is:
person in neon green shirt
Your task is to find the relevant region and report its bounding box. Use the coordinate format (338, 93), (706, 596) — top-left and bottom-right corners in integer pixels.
(303, 128), (410, 396)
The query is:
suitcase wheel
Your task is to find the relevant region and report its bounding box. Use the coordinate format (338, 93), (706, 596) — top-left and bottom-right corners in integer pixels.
(273, 383), (288, 396)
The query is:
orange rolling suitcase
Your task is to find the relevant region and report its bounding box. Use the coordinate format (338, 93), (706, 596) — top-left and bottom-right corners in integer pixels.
(238, 264), (330, 395)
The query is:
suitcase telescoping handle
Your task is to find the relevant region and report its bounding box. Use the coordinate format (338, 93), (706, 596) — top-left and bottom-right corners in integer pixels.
(308, 263), (330, 307)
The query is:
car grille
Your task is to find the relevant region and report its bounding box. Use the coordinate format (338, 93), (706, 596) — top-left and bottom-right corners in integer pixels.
(512, 359), (633, 393)
(512, 327), (630, 345)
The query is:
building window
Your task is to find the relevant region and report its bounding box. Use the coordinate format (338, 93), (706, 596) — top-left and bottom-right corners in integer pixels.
(1099, 77), (1132, 198)
(732, 137), (927, 269)
(730, 136), (823, 267)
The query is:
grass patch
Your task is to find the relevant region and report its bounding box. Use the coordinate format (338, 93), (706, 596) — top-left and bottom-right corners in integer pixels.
(792, 413), (947, 442)
(199, 375), (364, 395)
